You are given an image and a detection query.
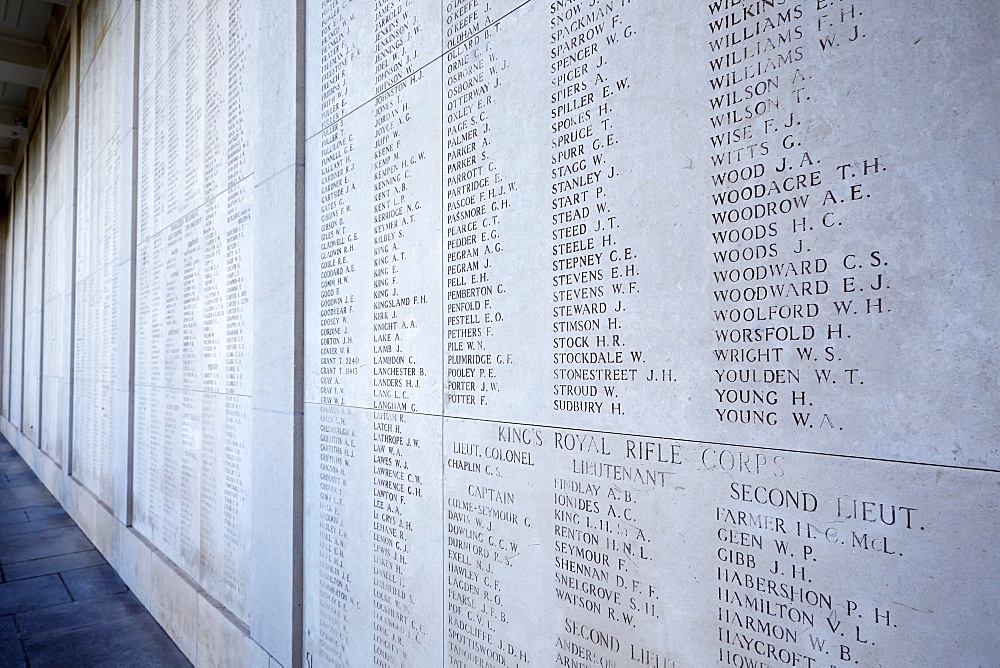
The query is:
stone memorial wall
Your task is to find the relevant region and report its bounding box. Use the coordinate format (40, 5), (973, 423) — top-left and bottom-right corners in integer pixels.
(1, 190), (10, 418)
(22, 130), (44, 448)
(40, 55), (75, 463)
(133, 0), (254, 621)
(302, 1), (1000, 666)
(0, 0), (995, 666)
(7, 173), (26, 430)
(73, 0), (135, 506)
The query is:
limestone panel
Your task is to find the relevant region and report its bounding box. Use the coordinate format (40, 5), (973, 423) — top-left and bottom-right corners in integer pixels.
(1, 214), (12, 419)
(304, 405), (444, 667)
(42, 56), (76, 464)
(80, 0), (125, 75)
(304, 4), (447, 660)
(302, 404), (374, 665)
(74, 0), (137, 505)
(133, 197), (253, 619)
(22, 132), (45, 448)
(304, 0), (444, 139)
(440, 0), (1000, 460)
(134, 0), (254, 622)
(10, 171), (26, 427)
(683, 0), (1000, 467)
(304, 112), (374, 409)
(305, 0), (444, 413)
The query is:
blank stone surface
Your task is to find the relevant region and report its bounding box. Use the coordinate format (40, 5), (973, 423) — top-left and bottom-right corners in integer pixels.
(303, 1), (1000, 665)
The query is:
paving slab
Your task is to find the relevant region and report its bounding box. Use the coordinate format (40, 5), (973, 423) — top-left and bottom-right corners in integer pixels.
(24, 503), (67, 520)
(0, 484), (55, 511)
(61, 563), (128, 601)
(0, 509), (28, 526)
(17, 591), (149, 639)
(0, 475), (39, 490)
(1, 472), (36, 485)
(2, 548), (106, 581)
(0, 525), (95, 563)
(22, 614), (191, 667)
(0, 511), (76, 538)
(0, 615), (25, 667)
(0, 459), (29, 476)
(0, 574), (72, 616)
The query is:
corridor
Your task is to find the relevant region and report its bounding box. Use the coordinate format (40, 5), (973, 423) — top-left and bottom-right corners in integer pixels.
(0, 439), (189, 666)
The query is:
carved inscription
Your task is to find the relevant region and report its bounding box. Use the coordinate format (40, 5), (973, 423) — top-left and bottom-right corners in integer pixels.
(300, 2), (1000, 666)
(444, 0), (513, 409)
(369, 4), (442, 664)
(308, 1), (364, 662)
(549, 1), (644, 418)
(705, 0), (887, 437)
(133, 0), (252, 621)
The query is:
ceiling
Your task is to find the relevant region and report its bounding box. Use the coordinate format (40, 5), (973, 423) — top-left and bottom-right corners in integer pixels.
(0, 0), (70, 196)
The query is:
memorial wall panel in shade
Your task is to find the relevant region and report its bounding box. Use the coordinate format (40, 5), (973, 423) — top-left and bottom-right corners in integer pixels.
(11, 186), (23, 442)
(133, 0), (253, 621)
(23, 132), (45, 448)
(80, 0), (123, 72)
(303, 1), (1000, 665)
(8, 177), (25, 427)
(8, 175), (25, 430)
(1, 213), (11, 419)
(73, 0), (137, 506)
(41, 56), (75, 464)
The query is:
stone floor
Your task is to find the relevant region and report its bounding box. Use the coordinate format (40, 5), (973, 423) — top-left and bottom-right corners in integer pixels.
(0, 439), (190, 667)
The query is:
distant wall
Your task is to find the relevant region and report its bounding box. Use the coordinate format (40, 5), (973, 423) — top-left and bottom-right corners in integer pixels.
(1, 0), (296, 664)
(2, 1), (998, 666)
